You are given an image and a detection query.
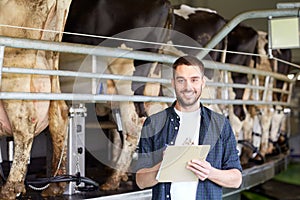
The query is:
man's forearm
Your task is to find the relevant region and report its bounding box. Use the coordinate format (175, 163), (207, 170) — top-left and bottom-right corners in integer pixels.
(208, 168), (242, 188)
(187, 159), (242, 188)
(136, 163), (161, 189)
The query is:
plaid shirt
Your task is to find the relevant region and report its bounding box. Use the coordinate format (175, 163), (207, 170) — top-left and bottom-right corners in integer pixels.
(136, 102), (242, 200)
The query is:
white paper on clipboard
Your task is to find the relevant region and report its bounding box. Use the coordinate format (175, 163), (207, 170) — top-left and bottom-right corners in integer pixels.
(156, 145), (210, 182)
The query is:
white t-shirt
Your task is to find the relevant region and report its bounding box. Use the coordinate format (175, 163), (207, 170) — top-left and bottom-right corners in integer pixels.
(170, 108), (201, 200)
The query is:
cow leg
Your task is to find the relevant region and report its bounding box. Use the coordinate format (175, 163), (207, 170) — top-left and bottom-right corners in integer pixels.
(0, 134), (34, 199)
(100, 54), (147, 190)
(143, 62), (167, 115)
(41, 72), (69, 198)
(0, 100), (12, 135)
(100, 101), (145, 190)
(257, 107), (273, 159)
(109, 129), (123, 163)
(41, 100), (68, 197)
(102, 61), (165, 190)
(268, 108), (284, 154)
(239, 106), (254, 166)
(0, 102), (36, 200)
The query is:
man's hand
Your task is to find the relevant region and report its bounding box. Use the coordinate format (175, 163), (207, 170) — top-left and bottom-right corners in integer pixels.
(187, 159), (242, 188)
(186, 159), (212, 181)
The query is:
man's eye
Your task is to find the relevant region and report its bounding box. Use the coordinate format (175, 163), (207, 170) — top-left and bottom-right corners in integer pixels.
(177, 79), (184, 83)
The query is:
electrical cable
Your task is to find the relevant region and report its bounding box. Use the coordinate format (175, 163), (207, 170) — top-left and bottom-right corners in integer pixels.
(25, 172), (99, 192)
(0, 163), (98, 192)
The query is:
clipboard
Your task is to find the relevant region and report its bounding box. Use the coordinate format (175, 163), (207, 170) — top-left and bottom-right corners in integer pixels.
(156, 145), (210, 182)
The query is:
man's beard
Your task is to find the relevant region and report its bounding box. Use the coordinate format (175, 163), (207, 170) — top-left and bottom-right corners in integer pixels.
(175, 89), (201, 108)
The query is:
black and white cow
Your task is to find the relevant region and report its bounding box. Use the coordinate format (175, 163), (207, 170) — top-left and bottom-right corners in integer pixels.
(171, 4), (227, 78)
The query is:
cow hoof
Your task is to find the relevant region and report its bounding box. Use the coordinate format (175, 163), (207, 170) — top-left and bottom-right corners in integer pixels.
(100, 178), (120, 191)
(249, 154), (265, 165)
(99, 172), (129, 191)
(0, 183), (25, 200)
(121, 174), (128, 182)
(41, 182), (66, 197)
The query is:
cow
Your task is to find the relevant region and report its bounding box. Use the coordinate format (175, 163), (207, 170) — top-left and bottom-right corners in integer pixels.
(62, 0), (173, 191)
(224, 24), (259, 165)
(226, 23), (258, 120)
(63, 0), (172, 46)
(235, 30), (292, 167)
(0, 0), (71, 199)
(251, 31), (292, 159)
(268, 48), (291, 155)
(171, 4), (227, 78)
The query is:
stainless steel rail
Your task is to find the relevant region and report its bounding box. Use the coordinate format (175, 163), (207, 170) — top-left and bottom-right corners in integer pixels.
(0, 35), (296, 106)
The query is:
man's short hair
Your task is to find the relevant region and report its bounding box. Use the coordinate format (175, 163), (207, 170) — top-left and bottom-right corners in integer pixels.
(172, 55), (205, 77)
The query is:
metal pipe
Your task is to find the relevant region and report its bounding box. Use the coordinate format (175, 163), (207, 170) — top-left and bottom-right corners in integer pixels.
(196, 8), (300, 59)
(0, 92), (175, 103)
(254, 75), (260, 101)
(223, 71), (229, 100)
(3, 65), (292, 87)
(0, 36), (293, 82)
(0, 46), (4, 89)
(1, 66), (289, 95)
(0, 36), (177, 64)
(262, 76), (271, 101)
(2, 67), (171, 84)
(92, 55), (97, 94)
(3, 61), (292, 83)
(0, 92), (292, 106)
(201, 61), (292, 82)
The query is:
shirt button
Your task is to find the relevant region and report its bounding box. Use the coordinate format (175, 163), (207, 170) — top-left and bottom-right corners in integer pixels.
(170, 142), (174, 145)
(166, 195), (170, 199)
(175, 127), (178, 130)
(171, 119), (174, 121)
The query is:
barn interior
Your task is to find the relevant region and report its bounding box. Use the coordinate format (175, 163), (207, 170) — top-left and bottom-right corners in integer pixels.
(0, 0), (300, 200)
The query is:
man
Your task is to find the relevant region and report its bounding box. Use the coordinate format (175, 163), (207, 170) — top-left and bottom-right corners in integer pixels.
(135, 55), (242, 199)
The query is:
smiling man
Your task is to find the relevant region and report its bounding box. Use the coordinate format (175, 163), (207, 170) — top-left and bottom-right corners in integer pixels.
(135, 55), (242, 200)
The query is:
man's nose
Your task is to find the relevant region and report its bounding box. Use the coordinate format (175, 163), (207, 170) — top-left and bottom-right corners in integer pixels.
(185, 80), (193, 90)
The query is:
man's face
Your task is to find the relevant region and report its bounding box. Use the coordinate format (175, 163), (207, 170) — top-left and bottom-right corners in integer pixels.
(172, 64), (206, 111)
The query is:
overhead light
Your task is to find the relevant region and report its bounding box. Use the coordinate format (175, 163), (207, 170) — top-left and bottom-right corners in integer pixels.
(287, 74), (295, 80)
(287, 74), (300, 80)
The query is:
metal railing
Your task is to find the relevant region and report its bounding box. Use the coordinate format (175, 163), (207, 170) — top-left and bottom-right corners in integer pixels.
(0, 35), (296, 107)
(0, 23), (296, 200)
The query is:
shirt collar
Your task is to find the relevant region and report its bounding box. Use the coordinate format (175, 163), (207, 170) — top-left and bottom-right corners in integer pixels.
(169, 101), (203, 120)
